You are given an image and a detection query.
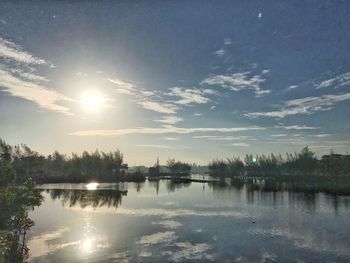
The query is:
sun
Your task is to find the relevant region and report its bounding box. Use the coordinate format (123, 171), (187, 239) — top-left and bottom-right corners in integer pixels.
(80, 90), (105, 111)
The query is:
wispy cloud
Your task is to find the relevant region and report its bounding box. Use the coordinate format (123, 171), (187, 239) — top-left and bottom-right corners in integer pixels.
(0, 38), (46, 64)
(201, 71), (271, 96)
(0, 37), (73, 115)
(107, 77), (137, 95)
(154, 115), (183, 125)
(138, 101), (178, 114)
(193, 135), (252, 141)
(0, 69), (73, 115)
(69, 126), (265, 136)
(214, 48), (225, 57)
(275, 125), (319, 130)
(316, 72), (350, 89)
(163, 137), (179, 141)
(245, 93), (350, 118)
(169, 87), (210, 105)
(270, 134), (288, 137)
(309, 134), (331, 138)
(229, 142), (250, 147)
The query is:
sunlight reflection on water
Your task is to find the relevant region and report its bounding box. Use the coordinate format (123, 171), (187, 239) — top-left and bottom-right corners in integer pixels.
(85, 182), (99, 190)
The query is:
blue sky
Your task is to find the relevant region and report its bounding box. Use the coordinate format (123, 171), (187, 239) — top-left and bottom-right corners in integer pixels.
(0, 1), (350, 165)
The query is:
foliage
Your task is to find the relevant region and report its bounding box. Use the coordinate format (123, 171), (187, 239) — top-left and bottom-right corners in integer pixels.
(208, 147), (350, 178)
(0, 139), (128, 183)
(0, 141), (43, 263)
(166, 158), (191, 177)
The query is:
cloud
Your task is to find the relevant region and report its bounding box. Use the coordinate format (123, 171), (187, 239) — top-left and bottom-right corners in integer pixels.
(0, 69), (73, 115)
(316, 72), (350, 89)
(245, 93), (350, 118)
(214, 48), (225, 56)
(309, 134), (331, 138)
(193, 113), (202, 116)
(154, 115), (183, 125)
(193, 135), (252, 141)
(275, 125), (320, 130)
(137, 231), (176, 245)
(162, 242), (213, 262)
(138, 101), (178, 114)
(270, 134), (288, 137)
(287, 85), (298, 91)
(69, 125), (265, 137)
(152, 220), (183, 229)
(0, 38), (46, 64)
(107, 77), (136, 95)
(169, 87), (210, 105)
(229, 142), (250, 147)
(163, 137), (179, 141)
(201, 71), (271, 96)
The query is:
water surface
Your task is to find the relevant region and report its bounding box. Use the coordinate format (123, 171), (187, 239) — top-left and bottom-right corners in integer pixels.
(28, 180), (350, 262)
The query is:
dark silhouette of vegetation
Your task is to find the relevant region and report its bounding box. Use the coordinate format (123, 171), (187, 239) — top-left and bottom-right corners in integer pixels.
(0, 139), (134, 184)
(166, 158), (191, 177)
(208, 147), (350, 179)
(0, 141), (43, 262)
(148, 157), (160, 177)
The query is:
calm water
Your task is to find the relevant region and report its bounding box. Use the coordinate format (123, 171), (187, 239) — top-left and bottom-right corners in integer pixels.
(27, 180), (350, 263)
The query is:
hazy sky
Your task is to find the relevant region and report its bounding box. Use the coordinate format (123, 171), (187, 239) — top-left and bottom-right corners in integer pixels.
(1, 1), (350, 165)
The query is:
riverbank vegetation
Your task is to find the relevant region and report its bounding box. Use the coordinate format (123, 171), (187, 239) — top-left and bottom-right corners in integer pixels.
(0, 144), (43, 262)
(208, 147), (350, 179)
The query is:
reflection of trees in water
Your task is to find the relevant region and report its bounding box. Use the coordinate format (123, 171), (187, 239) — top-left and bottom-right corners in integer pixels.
(165, 181), (191, 193)
(0, 179), (43, 263)
(45, 188), (128, 209)
(208, 178), (350, 213)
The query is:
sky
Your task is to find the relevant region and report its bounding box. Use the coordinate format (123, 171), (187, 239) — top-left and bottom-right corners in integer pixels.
(0, 0), (350, 165)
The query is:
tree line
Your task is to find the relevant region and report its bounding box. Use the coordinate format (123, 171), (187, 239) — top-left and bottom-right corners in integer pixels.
(0, 139), (130, 184)
(208, 147), (350, 178)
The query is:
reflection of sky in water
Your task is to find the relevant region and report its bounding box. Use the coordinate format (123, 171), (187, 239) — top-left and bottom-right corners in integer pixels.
(27, 181), (350, 262)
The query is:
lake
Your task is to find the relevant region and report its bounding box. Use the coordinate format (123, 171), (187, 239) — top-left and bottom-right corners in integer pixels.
(27, 180), (350, 262)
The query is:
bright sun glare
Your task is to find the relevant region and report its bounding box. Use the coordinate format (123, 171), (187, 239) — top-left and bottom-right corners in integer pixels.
(85, 182), (99, 190)
(80, 90), (105, 111)
(81, 238), (93, 252)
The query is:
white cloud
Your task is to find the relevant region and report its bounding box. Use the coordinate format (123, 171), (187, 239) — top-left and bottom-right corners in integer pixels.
(193, 113), (202, 116)
(316, 72), (350, 89)
(270, 134), (288, 137)
(193, 135), (251, 141)
(154, 115), (183, 125)
(275, 125), (319, 130)
(214, 48), (225, 56)
(138, 101), (178, 114)
(69, 125), (265, 136)
(201, 71), (271, 96)
(169, 87), (210, 105)
(230, 142), (250, 147)
(245, 93), (350, 118)
(0, 69), (73, 115)
(107, 77), (136, 95)
(309, 134), (331, 138)
(0, 38), (46, 64)
(163, 242), (213, 262)
(152, 220), (182, 229)
(287, 85), (298, 90)
(137, 231), (176, 245)
(163, 137), (179, 141)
